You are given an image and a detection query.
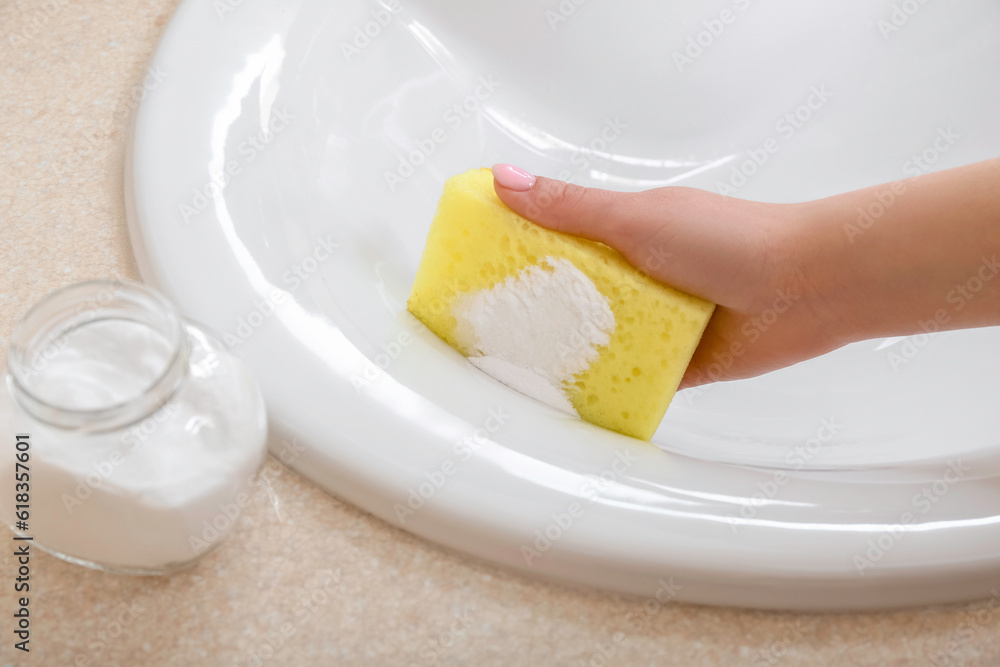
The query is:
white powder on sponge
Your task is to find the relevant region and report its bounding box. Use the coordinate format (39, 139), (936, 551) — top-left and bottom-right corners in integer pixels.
(453, 257), (615, 414)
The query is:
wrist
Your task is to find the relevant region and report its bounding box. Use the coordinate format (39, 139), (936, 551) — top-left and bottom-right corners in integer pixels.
(774, 198), (870, 350)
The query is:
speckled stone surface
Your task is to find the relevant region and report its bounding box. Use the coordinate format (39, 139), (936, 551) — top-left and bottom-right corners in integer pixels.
(1, 1), (999, 665)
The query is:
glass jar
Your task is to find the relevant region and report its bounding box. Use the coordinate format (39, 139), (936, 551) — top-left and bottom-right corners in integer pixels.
(0, 280), (268, 574)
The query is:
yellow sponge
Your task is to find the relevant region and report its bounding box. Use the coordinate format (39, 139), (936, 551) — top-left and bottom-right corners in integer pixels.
(407, 168), (715, 440)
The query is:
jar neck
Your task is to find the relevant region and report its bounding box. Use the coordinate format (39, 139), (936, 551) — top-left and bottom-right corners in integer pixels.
(6, 280), (190, 433)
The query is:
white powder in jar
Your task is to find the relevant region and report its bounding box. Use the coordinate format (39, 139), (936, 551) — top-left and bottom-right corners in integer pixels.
(453, 257), (615, 414)
(0, 320), (267, 572)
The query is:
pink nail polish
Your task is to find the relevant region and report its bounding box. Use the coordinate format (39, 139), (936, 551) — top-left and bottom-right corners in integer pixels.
(492, 163), (536, 191)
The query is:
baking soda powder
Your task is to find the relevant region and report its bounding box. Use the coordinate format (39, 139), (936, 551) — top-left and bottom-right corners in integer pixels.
(0, 298), (267, 573)
(453, 257), (615, 414)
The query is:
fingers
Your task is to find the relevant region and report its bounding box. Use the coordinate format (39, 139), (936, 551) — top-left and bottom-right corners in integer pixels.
(491, 163), (639, 249)
(490, 163), (784, 315)
(491, 164), (731, 304)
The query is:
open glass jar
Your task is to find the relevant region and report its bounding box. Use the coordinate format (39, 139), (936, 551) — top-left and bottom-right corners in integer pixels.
(0, 280), (268, 574)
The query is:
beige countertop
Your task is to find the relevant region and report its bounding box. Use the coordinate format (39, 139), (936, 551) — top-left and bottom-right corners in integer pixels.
(1, 1), (999, 665)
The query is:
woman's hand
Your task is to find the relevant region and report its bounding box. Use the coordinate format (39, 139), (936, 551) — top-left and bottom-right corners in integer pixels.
(491, 160), (1000, 388)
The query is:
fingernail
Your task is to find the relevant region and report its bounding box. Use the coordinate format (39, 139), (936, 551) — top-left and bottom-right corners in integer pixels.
(492, 163), (536, 191)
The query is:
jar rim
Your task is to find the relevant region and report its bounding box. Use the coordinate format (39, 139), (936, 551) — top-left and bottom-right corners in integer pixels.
(6, 279), (190, 433)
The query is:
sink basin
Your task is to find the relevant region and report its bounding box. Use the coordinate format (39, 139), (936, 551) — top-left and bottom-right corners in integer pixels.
(127, 0), (1000, 609)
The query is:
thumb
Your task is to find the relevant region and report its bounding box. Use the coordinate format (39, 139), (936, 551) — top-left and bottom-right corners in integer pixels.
(491, 163), (643, 251)
(491, 164), (780, 311)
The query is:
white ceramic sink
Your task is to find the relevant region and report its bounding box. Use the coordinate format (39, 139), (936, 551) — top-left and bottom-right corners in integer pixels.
(127, 0), (1000, 609)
